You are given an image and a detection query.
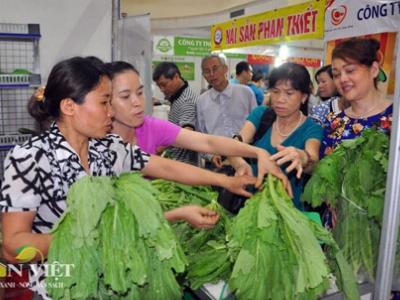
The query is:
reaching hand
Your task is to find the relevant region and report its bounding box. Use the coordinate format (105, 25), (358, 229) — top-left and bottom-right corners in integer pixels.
(222, 174), (257, 198)
(232, 159), (253, 177)
(256, 149), (293, 196)
(179, 205), (219, 229)
(270, 145), (303, 179)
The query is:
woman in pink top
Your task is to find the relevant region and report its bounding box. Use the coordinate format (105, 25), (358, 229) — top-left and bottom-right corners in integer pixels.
(106, 61), (291, 227)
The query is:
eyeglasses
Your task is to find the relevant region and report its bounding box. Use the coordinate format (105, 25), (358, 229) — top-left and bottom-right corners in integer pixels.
(202, 65), (224, 76)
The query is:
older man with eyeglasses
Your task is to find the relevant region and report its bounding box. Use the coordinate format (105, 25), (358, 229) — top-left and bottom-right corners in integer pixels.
(197, 54), (257, 169)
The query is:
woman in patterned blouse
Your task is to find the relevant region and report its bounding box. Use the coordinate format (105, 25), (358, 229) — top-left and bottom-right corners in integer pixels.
(0, 56), (257, 299)
(319, 38), (392, 232)
(321, 38), (392, 156)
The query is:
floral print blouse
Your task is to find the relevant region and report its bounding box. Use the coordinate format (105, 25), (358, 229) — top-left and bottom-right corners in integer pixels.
(321, 104), (392, 157)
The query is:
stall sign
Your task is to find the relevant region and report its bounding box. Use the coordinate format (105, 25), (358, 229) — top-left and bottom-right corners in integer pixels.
(174, 37), (211, 57)
(224, 53), (247, 59)
(152, 60), (195, 81)
(247, 54), (275, 64)
(287, 57), (322, 68)
(325, 0), (400, 41)
(211, 0), (325, 51)
(153, 36), (174, 56)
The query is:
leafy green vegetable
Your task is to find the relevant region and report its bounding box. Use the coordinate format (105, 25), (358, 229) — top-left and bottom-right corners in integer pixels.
(302, 128), (390, 281)
(152, 180), (233, 289)
(227, 175), (359, 300)
(47, 172), (187, 299)
(152, 179), (217, 210)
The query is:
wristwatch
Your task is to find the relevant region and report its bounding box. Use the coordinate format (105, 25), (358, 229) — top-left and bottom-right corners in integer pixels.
(232, 134), (243, 142)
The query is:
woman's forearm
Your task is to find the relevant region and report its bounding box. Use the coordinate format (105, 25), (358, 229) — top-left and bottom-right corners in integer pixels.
(143, 155), (229, 187)
(2, 211), (53, 263)
(175, 130), (267, 159)
(3, 232), (52, 263)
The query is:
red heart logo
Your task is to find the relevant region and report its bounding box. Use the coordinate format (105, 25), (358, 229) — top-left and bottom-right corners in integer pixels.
(331, 5), (347, 26)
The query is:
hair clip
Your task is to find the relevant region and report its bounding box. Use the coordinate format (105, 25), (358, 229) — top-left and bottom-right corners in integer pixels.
(34, 86), (46, 102)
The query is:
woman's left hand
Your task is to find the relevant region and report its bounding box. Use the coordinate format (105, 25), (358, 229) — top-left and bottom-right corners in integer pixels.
(269, 145), (303, 179)
(256, 149), (293, 196)
(222, 174), (257, 198)
(179, 205), (220, 229)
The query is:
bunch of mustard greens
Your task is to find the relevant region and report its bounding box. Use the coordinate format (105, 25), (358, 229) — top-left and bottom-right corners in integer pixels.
(152, 180), (233, 289)
(46, 172), (187, 300)
(227, 175), (359, 300)
(303, 128), (390, 281)
(153, 177), (359, 299)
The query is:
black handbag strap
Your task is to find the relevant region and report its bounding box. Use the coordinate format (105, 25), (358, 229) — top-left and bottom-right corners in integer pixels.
(252, 109), (276, 145)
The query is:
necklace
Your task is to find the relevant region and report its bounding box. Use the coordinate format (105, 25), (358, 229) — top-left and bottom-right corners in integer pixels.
(347, 103), (379, 120)
(274, 112), (303, 137)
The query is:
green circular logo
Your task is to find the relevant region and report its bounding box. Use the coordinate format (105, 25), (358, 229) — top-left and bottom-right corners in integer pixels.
(156, 38), (172, 53)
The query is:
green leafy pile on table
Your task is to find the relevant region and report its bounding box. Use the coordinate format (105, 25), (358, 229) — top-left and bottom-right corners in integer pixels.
(47, 172), (187, 300)
(152, 180), (233, 289)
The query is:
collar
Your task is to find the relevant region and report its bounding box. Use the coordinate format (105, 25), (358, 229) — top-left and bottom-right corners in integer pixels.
(48, 122), (79, 161)
(209, 83), (233, 102)
(47, 122), (113, 170)
(169, 80), (188, 103)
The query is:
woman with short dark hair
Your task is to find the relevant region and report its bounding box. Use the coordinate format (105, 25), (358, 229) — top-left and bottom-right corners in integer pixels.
(231, 62), (323, 210)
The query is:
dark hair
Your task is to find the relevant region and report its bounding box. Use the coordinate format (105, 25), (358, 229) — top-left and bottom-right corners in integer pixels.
(236, 61), (251, 76)
(104, 61), (139, 79)
(152, 62), (181, 81)
(315, 64), (333, 82)
(28, 56), (110, 126)
(269, 62), (312, 115)
(252, 72), (264, 82)
(332, 38), (381, 87)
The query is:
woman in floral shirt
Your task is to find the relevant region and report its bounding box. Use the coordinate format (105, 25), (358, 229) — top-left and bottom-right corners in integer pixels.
(318, 37), (396, 295)
(320, 38), (392, 157)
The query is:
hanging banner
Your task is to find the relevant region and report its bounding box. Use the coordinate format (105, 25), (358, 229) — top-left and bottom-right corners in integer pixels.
(325, 32), (397, 96)
(325, 0), (400, 41)
(174, 37), (211, 57)
(247, 54), (275, 64)
(210, 0), (325, 51)
(287, 57), (322, 68)
(225, 53), (247, 59)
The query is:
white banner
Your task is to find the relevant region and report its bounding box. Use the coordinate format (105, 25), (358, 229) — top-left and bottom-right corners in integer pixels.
(325, 0), (400, 41)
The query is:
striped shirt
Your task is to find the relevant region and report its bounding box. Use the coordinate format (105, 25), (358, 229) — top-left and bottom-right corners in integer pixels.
(167, 81), (199, 165)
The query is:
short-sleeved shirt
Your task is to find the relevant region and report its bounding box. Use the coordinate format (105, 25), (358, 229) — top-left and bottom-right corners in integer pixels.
(310, 97), (341, 127)
(135, 115), (181, 155)
(0, 123), (150, 299)
(229, 79), (264, 105)
(247, 106), (324, 209)
(321, 104), (393, 157)
(247, 82), (264, 105)
(167, 81), (199, 165)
